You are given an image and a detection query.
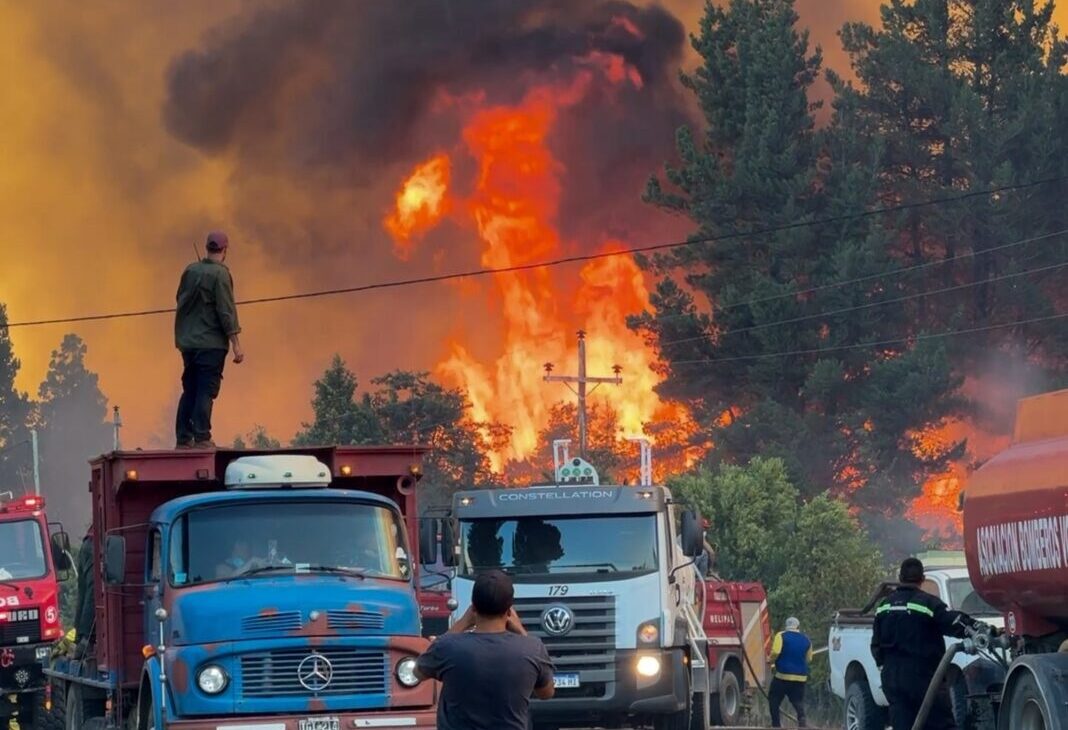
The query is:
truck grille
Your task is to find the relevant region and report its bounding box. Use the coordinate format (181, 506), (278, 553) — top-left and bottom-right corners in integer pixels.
(514, 596), (616, 677)
(241, 611), (302, 635)
(327, 610), (384, 631)
(0, 618), (41, 645)
(240, 648), (387, 698)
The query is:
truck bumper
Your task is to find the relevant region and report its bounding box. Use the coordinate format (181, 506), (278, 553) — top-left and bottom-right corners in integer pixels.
(165, 710), (436, 730)
(532, 648), (689, 727)
(0, 641), (51, 695)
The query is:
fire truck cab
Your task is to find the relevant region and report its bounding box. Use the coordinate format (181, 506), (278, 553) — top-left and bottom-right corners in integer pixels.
(1, 494), (71, 729)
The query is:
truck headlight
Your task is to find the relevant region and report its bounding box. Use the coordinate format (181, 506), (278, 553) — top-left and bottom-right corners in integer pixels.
(197, 665), (228, 694)
(396, 657), (420, 687)
(635, 655), (661, 678)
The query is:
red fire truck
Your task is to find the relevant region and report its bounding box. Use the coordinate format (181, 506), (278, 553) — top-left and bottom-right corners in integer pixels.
(0, 494), (71, 730)
(699, 579), (771, 724)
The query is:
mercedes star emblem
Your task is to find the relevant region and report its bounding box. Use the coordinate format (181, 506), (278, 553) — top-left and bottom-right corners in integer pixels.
(541, 605), (574, 636)
(297, 652), (334, 692)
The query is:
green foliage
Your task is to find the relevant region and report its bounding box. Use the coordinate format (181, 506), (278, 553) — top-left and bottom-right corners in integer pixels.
(637, 0), (965, 515)
(669, 457), (883, 676)
(233, 425), (282, 450)
(293, 356), (509, 511)
(0, 303), (32, 488)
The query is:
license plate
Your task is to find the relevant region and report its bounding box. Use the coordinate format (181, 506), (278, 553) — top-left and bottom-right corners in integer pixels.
(553, 673), (580, 689)
(299, 717), (340, 730)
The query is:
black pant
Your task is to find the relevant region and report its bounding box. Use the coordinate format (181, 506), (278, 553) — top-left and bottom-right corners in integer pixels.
(176, 349), (227, 444)
(881, 661), (956, 730)
(769, 677), (806, 727)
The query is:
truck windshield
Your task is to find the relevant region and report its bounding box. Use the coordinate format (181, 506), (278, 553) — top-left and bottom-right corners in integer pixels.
(169, 501), (409, 586)
(459, 515), (657, 579)
(946, 577), (1000, 617)
(0, 519), (47, 580)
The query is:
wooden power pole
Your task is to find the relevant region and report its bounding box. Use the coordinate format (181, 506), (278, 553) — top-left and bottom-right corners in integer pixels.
(543, 330), (622, 458)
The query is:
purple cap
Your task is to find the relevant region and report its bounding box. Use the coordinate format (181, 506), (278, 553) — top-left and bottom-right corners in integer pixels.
(206, 231), (229, 252)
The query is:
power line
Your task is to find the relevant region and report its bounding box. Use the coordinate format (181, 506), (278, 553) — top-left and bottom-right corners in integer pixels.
(658, 256), (1068, 348)
(0, 439), (29, 460)
(2, 176), (1064, 331)
(670, 312), (1067, 366)
(645, 228), (1068, 326)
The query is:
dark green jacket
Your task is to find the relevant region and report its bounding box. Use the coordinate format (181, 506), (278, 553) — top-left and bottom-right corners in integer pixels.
(175, 259), (241, 351)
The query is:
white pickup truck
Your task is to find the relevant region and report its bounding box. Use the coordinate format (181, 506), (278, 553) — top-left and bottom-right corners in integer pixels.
(828, 566), (1004, 730)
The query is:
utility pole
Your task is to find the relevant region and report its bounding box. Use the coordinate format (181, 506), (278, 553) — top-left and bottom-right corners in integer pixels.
(112, 406), (123, 451)
(30, 429), (40, 496)
(543, 330), (622, 458)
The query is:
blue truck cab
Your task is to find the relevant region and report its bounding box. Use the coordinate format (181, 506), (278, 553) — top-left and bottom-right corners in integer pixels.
(47, 448), (436, 730)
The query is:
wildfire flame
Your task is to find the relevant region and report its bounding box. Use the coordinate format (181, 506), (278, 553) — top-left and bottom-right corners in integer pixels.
(384, 61), (688, 472)
(383, 153), (451, 260)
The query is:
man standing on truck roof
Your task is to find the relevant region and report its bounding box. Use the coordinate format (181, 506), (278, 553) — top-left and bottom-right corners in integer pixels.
(768, 616), (811, 728)
(872, 557), (980, 730)
(414, 570), (555, 730)
(174, 231), (243, 449)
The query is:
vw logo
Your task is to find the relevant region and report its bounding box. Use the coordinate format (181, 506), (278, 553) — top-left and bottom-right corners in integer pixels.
(297, 653), (333, 692)
(541, 605), (574, 636)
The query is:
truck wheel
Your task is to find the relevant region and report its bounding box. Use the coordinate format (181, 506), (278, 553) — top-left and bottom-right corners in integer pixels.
(689, 688), (711, 730)
(64, 686), (82, 730)
(46, 683), (66, 730)
(653, 677), (692, 730)
(23, 688), (65, 730)
(845, 680), (886, 730)
(1006, 673), (1052, 730)
(710, 669), (742, 726)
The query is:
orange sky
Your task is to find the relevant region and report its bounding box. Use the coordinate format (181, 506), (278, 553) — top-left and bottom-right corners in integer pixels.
(2, 1), (1066, 450)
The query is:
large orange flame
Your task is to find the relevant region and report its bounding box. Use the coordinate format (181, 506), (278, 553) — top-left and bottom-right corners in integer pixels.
(385, 64), (690, 472)
(384, 153), (451, 260)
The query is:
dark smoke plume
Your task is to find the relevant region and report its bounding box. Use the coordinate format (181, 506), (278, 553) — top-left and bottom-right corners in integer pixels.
(164, 0), (693, 248)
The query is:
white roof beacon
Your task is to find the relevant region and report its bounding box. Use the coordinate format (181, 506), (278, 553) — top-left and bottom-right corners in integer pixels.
(224, 455), (332, 489)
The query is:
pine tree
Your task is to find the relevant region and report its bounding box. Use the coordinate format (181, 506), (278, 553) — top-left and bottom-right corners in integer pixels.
(0, 304), (32, 490)
(834, 0), (1068, 372)
(637, 0), (962, 514)
(36, 334), (111, 531)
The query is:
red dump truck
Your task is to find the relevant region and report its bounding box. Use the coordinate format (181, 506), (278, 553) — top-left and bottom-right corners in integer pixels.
(959, 389), (1068, 729)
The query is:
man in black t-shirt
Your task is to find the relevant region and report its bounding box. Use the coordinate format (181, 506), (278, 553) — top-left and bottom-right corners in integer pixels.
(415, 570), (555, 730)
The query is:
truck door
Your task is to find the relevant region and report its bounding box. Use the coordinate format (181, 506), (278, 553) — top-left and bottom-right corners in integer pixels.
(143, 527), (163, 645)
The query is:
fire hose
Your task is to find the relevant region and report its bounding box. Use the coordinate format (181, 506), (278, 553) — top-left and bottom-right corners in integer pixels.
(910, 640), (966, 730)
(910, 623), (1007, 730)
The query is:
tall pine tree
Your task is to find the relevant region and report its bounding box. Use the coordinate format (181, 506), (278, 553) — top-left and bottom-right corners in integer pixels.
(833, 0), (1068, 382)
(636, 0), (961, 515)
(0, 304), (32, 491)
(36, 334), (111, 531)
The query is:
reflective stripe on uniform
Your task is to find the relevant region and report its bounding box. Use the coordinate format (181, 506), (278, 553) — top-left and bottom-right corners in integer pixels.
(875, 602), (934, 617)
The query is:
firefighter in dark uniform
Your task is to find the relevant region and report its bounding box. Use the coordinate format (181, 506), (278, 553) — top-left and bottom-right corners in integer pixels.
(871, 557), (980, 730)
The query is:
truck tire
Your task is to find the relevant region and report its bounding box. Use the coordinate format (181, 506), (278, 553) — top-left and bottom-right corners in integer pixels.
(64, 685), (102, 730)
(689, 688), (710, 730)
(710, 669), (742, 726)
(23, 688), (65, 730)
(845, 679), (886, 730)
(46, 682), (66, 730)
(653, 675), (692, 730)
(1005, 672), (1053, 730)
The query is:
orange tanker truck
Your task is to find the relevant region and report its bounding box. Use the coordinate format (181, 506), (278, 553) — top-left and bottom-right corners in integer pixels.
(951, 389), (1068, 730)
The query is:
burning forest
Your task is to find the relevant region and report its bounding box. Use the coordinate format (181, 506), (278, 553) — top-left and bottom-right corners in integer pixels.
(2, 0), (1067, 553)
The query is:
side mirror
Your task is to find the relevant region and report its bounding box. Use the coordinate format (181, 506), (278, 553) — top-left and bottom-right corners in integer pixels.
(104, 535), (127, 585)
(440, 519), (457, 568)
(680, 510), (703, 558)
(419, 519), (439, 566)
(51, 532), (73, 571)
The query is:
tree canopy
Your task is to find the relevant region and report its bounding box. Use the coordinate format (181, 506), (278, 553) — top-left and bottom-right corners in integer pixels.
(294, 356), (509, 510)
